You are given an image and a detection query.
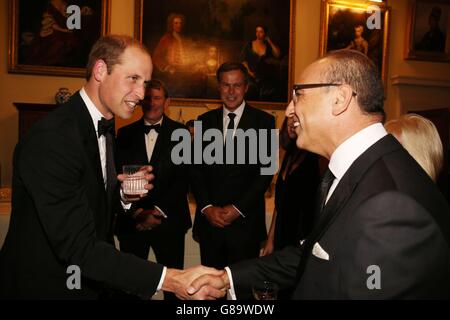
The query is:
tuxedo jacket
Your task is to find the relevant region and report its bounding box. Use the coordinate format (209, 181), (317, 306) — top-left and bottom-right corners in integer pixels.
(0, 92), (163, 299)
(230, 135), (450, 299)
(191, 105), (275, 244)
(114, 116), (191, 235)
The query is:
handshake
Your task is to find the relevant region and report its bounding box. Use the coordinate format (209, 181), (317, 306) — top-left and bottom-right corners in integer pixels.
(163, 265), (231, 300)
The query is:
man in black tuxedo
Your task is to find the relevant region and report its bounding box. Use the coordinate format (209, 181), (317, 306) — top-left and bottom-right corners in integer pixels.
(191, 62), (275, 278)
(0, 35), (223, 300)
(189, 50), (450, 299)
(115, 79), (192, 300)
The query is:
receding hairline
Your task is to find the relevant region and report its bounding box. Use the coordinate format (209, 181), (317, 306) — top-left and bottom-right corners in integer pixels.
(106, 45), (150, 74)
(85, 35), (150, 80)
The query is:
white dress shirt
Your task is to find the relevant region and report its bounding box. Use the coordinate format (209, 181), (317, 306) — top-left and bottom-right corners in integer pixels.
(144, 117), (163, 162)
(226, 123), (388, 300)
(326, 123), (387, 203)
(223, 100), (245, 140)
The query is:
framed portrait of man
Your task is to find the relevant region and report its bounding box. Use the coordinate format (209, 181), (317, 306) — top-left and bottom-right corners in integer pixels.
(405, 0), (450, 62)
(135, 0), (296, 109)
(319, 0), (390, 83)
(8, 0), (111, 77)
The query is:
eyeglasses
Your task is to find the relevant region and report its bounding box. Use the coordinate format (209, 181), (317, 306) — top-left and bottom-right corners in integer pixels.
(292, 83), (356, 104)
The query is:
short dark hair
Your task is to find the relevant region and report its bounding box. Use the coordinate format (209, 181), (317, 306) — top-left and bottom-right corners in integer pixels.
(186, 119), (195, 128)
(86, 34), (148, 80)
(146, 79), (169, 98)
(322, 49), (385, 121)
(216, 62), (249, 84)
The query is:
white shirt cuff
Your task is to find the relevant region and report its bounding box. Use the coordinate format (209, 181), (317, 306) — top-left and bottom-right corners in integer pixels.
(224, 267), (237, 300)
(232, 204), (245, 218)
(155, 266), (167, 294)
(119, 189), (132, 210)
(201, 204), (213, 214)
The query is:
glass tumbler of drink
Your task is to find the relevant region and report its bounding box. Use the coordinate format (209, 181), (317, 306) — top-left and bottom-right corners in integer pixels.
(122, 165), (148, 200)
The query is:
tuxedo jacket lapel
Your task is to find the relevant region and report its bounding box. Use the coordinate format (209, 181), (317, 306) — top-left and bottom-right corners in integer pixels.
(236, 106), (253, 131)
(296, 135), (400, 282)
(216, 108), (224, 133)
(295, 169), (357, 281)
(135, 120), (149, 164)
(71, 92), (105, 192)
(68, 92), (116, 238)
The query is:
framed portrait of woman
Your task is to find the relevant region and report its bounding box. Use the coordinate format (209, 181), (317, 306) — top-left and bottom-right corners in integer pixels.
(405, 0), (450, 62)
(8, 0), (111, 77)
(319, 0), (390, 83)
(135, 0), (296, 109)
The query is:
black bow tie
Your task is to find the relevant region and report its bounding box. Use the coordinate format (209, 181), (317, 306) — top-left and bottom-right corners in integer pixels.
(143, 124), (161, 134)
(97, 117), (115, 137)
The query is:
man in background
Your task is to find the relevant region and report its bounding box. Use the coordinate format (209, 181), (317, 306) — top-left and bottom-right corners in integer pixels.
(115, 79), (192, 300)
(191, 62), (275, 299)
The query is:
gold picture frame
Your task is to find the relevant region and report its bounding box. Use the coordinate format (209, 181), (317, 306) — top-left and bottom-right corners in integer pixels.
(8, 0), (111, 77)
(405, 0), (450, 63)
(134, 0), (296, 110)
(319, 0), (390, 82)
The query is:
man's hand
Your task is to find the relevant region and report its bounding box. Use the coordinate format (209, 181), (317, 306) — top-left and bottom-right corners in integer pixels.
(203, 206), (230, 228)
(163, 265), (227, 300)
(133, 208), (164, 231)
(187, 270), (230, 299)
(118, 165), (154, 202)
(260, 238), (274, 256)
(222, 205), (241, 224)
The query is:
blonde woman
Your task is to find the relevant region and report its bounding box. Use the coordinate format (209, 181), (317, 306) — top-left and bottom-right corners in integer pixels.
(385, 114), (444, 182)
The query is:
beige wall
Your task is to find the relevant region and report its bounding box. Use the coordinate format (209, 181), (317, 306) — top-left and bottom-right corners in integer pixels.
(1, 0), (450, 186)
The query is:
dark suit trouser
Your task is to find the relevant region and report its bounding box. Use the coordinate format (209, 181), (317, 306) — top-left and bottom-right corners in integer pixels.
(118, 224), (186, 300)
(199, 228), (260, 300)
(199, 225), (261, 268)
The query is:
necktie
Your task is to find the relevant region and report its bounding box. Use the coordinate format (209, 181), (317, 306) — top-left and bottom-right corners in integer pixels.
(97, 117), (114, 138)
(143, 124), (161, 134)
(225, 113), (236, 144)
(316, 168), (335, 214)
(227, 113), (236, 130)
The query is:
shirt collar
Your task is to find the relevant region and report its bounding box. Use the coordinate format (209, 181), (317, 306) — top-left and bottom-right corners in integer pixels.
(328, 123), (388, 180)
(80, 87), (105, 133)
(144, 116), (164, 126)
(223, 100), (246, 120)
